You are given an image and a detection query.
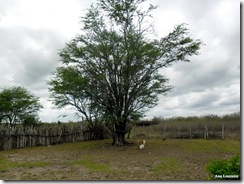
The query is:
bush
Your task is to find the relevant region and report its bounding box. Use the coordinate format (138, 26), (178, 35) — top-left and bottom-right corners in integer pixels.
(22, 114), (40, 127)
(205, 154), (240, 180)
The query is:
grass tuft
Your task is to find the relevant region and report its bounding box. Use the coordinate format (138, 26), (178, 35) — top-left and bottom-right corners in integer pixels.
(0, 157), (50, 172)
(153, 157), (182, 172)
(69, 157), (110, 172)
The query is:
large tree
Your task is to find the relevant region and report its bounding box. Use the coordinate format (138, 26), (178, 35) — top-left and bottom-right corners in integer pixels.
(49, 0), (203, 145)
(0, 86), (43, 127)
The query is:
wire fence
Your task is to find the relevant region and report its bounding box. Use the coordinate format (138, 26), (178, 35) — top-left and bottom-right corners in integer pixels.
(132, 122), (240, 140)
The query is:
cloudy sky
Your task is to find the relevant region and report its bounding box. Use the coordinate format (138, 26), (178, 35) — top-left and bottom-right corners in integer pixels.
(0, 0), (240, 122)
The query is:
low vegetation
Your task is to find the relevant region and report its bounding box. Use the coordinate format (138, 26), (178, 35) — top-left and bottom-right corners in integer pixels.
(0, 158), (49, 172)
(0, 139), (240, 180)
(205, 154), (240, 180)
(68, 156), (111, 172)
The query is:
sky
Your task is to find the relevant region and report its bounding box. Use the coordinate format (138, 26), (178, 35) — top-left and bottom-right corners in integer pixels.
(0, 0), (241, 122)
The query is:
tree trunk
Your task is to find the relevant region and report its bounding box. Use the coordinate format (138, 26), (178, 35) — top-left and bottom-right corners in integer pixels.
(112, 131), (127, 146)
(112, 123), (128, 146)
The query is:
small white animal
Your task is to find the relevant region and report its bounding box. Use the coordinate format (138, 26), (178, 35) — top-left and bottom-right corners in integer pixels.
(139, 144), (144, 149)
(138, 139), (146, 149)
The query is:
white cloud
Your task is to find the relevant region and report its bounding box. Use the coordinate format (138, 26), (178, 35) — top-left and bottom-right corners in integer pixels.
(146, 83), (240, 119)
(0, 0), (240, 122)
(39, 97), (79, 122)
(0, 0), (86, 37)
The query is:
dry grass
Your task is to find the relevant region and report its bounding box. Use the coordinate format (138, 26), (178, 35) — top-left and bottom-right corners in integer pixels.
(0, 139), (240, 180)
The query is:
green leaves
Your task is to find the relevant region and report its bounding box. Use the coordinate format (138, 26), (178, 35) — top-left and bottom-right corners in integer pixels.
(0, 86), (42, 126)
(159, 24), (203, 66)
(205, 154), (240, 180)
(49, 0), (203, 143)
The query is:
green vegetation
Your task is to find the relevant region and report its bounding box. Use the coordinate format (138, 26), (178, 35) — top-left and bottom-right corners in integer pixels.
(0, 157), (49, 172)
(0, 86), (42, 127)
(49, 0), (203, 145)
(205, 154), (240, 180)
(132, 112), (240, 140)
(14, 161), (50, 169)
(0, 139), (240, 180)
(140, 112), (240, 126)
(0, 157), (9, 172)
(69, 157), (110, 172)
(153, 157), (182, 172)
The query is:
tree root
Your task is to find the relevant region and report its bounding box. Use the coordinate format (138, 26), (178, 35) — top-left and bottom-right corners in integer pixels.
(113, 140), (134, 146)
(114, 142), (123, 146)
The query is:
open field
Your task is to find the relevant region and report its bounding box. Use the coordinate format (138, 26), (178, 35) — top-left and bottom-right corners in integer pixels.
(0, 138), (240, 180)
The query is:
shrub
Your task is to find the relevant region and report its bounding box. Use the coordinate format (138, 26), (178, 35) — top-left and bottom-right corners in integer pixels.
(22, 114), (40, 127)
(205, 154), (240, 180)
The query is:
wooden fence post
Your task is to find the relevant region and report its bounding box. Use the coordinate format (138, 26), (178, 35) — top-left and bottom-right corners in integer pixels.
(222, 124), (225, 139)
(204, 125), (209, 139)
(189, 125), (192, 139)
(163, 123), (166, 139)
(149, 123), (151, 139)
(178, 126), (181, 139)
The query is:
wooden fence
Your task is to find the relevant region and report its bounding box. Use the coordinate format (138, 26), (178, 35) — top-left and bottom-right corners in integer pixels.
(0, 124), (94, 151)
(1, 121), (240, 151)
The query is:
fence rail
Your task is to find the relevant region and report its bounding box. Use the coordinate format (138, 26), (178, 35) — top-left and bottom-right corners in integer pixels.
(0, 124), (90, 151)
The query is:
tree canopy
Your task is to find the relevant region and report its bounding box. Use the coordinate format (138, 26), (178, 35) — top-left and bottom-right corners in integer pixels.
(49, 0), (203, 145)
(0, 86), (42, 127)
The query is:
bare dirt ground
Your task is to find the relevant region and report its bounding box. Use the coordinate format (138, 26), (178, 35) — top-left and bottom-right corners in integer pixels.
(0, 139), (240, 181)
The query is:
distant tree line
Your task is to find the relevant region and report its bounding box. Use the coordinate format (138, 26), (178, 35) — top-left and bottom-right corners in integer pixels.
(148, 112), (240, 123)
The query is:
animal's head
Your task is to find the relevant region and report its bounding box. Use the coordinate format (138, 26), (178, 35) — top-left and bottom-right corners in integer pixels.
(142, 139), (146, 145)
